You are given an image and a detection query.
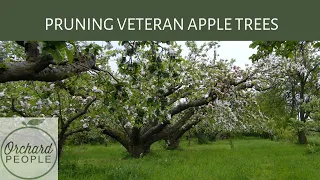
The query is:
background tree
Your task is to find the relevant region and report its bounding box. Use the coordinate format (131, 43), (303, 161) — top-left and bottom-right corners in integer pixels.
(250, 41), (320, 144)
(0, 79), (100, 160)
(0, 41), (115, 160)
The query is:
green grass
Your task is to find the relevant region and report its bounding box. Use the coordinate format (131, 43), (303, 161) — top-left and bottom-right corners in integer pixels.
(59, 138), (320, 180)
(309, 135), (320, 145)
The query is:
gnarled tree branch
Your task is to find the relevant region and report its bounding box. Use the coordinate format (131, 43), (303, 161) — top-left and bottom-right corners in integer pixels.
(64, 127), (90, 137)
(0, 56), (96, 83)
(98, 124), (129, 149)
(0, 41), (97, 83)
(62, 97), (97, 130)
(11, 98), (30, 117)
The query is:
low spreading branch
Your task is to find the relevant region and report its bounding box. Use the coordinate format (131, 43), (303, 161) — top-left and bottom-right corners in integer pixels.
(0, 41), (97, 83)
(64, 127), (90, 137)
(62, 97), (97, 130)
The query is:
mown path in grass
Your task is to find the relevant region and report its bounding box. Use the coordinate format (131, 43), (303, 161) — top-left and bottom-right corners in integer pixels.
(59, 138), (320, 180)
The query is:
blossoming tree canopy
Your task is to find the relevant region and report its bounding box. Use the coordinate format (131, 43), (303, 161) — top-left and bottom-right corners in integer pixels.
(249, 41), (320, 144)
(0, 41), (269, 157)
(0, 75), (105, 158)
(3, 41), (317, 158)
(89, 41), (264, 157)
(0, 40), (115, 158)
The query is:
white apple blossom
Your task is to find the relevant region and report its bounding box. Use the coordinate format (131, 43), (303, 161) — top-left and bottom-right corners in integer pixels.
(0, 89), (6, 97)
(82, 123), (89, 129)
(36, 99), (42, 105)
(49, 83), (55, 90)
(92, 86), (103, 93)
(124, 122), (132, 128)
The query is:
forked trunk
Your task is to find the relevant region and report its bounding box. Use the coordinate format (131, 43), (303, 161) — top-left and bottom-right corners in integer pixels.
(127, 144), (151, 158)
(165, 118), (201, 150)
(127, 127), (152, 158)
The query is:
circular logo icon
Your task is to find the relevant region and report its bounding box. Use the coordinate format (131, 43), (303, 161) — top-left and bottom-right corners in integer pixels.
(1, 127), (58, 179)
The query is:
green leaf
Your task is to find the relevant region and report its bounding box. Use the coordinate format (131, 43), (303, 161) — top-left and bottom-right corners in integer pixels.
(50, 50), (64, 63)
(66, 49), (74, 63)
(314, 42), (320, 48)
(288, 53), (294, 59)
(249, 41), (259, 49)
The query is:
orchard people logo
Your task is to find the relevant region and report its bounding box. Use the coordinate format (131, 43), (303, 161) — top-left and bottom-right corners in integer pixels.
(1, 118), (58, 179)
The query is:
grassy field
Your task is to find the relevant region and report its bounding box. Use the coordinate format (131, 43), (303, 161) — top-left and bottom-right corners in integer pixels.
(59, 137), (320, 180)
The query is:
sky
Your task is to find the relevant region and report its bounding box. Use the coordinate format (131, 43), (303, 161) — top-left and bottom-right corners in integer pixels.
(94, 41), (257, 71)
(176, 41), (256, 68)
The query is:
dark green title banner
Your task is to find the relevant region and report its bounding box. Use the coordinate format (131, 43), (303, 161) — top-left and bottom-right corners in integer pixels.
(0, 0), (318, 40)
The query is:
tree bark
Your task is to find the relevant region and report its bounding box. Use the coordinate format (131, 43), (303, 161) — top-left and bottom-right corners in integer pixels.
(127, 127), (153, 158)
(165, 136), (181, 150)
(297, 78), (308, 144)
(127, 143), (151, 158)
(0, 56), (96, 83)
(100, 126), (152, 158)
(58, 136), (67, 162)
(298, 131), (308, 144)
(0, 41), (97, 83)
(165, 118), (201, 150)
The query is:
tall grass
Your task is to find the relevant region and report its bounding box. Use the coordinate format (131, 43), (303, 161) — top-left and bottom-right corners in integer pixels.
(59, 137), (320, 180)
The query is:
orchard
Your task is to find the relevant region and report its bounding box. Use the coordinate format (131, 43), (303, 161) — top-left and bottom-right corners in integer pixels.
(0, 41), (319, 179)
